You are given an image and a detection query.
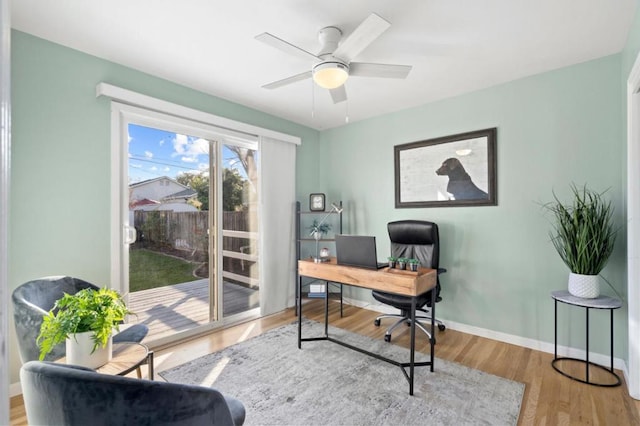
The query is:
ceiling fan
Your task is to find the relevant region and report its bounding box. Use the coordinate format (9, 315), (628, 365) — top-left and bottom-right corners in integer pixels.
(255, 13), (412, 104)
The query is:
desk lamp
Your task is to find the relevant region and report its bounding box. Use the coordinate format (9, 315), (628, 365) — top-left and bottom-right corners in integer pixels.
(310, 202), (343, 263)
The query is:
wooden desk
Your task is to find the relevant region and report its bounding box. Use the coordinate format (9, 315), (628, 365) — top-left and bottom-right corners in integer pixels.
(298, 257), (437, 395)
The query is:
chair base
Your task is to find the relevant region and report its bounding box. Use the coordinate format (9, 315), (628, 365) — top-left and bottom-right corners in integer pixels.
(374, 310), (445, 343)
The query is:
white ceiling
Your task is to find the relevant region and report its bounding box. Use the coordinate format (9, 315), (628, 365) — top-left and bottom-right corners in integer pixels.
(10, 0), (637, 130)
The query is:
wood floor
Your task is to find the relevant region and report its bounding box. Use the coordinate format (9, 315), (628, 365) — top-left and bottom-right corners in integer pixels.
(10, 300), (640, 425)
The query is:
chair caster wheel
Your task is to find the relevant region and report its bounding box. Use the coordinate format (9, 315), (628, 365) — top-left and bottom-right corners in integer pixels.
(374, 319), (381, 327)
(438, 324), (446, 331)
(384, 334), (391, 342)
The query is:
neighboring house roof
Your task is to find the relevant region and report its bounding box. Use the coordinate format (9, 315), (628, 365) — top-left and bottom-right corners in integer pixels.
(163, 188), (197, 201)
(130, 198), (160, 209)
(129, 176), (185, 189)
(129, 176), (197, 208)
(135, 202), (198, 213)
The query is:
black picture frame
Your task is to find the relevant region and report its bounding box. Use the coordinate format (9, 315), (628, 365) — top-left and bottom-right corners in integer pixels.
(394, 128), (497, 208)
(309, 193), (326, 211)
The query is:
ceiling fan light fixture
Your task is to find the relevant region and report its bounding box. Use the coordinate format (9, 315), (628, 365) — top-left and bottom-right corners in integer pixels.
(312, 61), (349, 89)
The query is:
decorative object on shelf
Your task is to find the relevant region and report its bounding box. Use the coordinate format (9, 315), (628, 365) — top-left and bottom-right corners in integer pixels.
(542, 184), (618, 299)
(388, 256), (397, 268)
(309, 202), (344, 262)
(408, 258), (420, 272)
(37, 287), (133, 368)
(308, 283), (326, 298)
(320, 247), (330, 259)
(309, 193), (326, 211)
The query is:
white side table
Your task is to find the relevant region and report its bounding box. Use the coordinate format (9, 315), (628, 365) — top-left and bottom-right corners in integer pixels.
(551, 290), (622, 387)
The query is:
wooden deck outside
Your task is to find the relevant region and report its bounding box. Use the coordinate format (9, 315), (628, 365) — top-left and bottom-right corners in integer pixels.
(127, 279), (259, 342)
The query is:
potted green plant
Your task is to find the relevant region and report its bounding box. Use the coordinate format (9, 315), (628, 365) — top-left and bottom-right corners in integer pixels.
(308, 219), (331, 239)
(408, 258), (420, 272)
(37, 287), (133, 368)
(543, 184), (618, 298)
(388, 256), (398, 268)
(397, 257), (408, 270)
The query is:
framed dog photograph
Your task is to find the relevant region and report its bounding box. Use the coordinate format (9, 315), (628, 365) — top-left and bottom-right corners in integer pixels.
(394, 128), (497, 208)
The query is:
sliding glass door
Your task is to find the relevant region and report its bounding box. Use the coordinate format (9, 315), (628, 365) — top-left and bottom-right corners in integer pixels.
(220, 143), (260, 317)
(112, 104), (260, 345)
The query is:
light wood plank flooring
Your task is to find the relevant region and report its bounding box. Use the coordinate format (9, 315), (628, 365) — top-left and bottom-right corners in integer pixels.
(10, 300), (640, 425)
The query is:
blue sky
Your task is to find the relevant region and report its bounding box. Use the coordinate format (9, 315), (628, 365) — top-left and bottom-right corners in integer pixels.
(128, 123), (248, 184)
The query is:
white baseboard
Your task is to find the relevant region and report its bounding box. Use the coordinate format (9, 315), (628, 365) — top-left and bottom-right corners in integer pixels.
(343, 297), (630, 385)
(10, 381), (21, 398)
(13, 299), (630, 398)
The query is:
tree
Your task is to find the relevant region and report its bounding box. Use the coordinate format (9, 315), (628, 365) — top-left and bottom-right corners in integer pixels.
(176, 170), (246, 212)
(177, 172), (209, 210)
(222, 168), (245, 212)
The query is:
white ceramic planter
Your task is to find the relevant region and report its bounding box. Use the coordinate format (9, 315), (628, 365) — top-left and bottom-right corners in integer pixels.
(568, 273), (600, 299)
(66, 331), (112, 369)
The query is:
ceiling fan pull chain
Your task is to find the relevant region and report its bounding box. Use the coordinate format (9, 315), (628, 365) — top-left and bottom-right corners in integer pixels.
(311, 80), (315, 119)
(345, 98), (349, 123)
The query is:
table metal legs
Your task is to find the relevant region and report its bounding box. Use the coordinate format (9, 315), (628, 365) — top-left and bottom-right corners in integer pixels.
(551, 299), (621, 387)
(297, 275), (435, 395)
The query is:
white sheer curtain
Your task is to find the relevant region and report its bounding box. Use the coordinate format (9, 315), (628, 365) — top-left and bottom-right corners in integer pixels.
(259, 136), (297, 316)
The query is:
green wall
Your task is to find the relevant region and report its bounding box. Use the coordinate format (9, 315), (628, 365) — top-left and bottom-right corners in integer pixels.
(9, 30), (319, 383)
(318, 55), (626, 356)
(10, 12), (640, 386)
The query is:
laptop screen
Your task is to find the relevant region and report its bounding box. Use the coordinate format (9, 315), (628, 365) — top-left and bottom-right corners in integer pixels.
(335, 235), (386, 269)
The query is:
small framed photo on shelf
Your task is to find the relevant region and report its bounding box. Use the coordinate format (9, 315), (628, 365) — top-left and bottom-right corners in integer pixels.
(309, 193), (326, 211)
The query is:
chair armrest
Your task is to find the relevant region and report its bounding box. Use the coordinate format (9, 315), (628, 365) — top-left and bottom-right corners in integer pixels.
(437, 268), (447, 274)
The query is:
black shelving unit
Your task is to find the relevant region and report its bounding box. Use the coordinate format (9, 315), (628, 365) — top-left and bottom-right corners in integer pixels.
(295, 201), (343, 316)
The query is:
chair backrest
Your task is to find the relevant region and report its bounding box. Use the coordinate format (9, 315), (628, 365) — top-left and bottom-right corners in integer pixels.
(20, 361), (243, 426)
(388, 220), (441, 299)
(12, 276), (98, 362)
(387, 220), (439, 269)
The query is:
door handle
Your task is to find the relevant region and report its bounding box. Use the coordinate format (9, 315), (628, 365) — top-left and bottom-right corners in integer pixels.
(124, 226), (137, 245)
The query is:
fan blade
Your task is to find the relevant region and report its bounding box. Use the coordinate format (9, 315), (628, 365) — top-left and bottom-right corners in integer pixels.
(329, 85), (347, 104)
(349, 62), (412, 79)
(262, 71), (312, 89)
(333, 13), (391, 63)
(255, 32), (319, 61)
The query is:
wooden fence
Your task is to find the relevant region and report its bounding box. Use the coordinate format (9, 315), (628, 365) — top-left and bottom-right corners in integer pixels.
(133, 210), (256, 253)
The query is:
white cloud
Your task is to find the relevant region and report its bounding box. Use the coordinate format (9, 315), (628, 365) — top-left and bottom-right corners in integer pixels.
(150, 166), (157, 171)
(144, 150), (153, 158)
(130, 163), (142, 169)
(173, 134), (209, 163)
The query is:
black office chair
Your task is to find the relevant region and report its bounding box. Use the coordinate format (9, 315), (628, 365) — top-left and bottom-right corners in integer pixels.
(372, 220), (446, 342)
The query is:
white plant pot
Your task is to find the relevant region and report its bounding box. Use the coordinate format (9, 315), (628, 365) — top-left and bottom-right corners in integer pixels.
(66, 331), (112, 369)
(568, 273), (600, 299)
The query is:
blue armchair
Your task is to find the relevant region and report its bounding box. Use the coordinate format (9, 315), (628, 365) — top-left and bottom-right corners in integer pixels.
(12, 275), (149, 362)
(20, 361), (246, 426)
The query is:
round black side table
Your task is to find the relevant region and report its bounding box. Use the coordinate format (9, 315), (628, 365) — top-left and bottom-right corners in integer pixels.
(551, 290), (622, 387)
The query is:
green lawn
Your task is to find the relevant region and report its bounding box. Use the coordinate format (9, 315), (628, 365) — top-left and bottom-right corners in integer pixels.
(129, 249), (199, 292)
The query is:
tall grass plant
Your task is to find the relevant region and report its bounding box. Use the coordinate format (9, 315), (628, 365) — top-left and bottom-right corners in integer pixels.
(543, 184), (617, 275)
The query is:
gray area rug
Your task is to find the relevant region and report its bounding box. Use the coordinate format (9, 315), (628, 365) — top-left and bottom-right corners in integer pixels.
(160, 321), (524, 425)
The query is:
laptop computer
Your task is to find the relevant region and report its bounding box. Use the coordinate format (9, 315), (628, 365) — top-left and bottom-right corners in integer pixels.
(335, 234), (387, 270)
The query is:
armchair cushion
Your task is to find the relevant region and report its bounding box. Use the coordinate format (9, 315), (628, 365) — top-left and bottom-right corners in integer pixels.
(20, 361), (245, 426)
